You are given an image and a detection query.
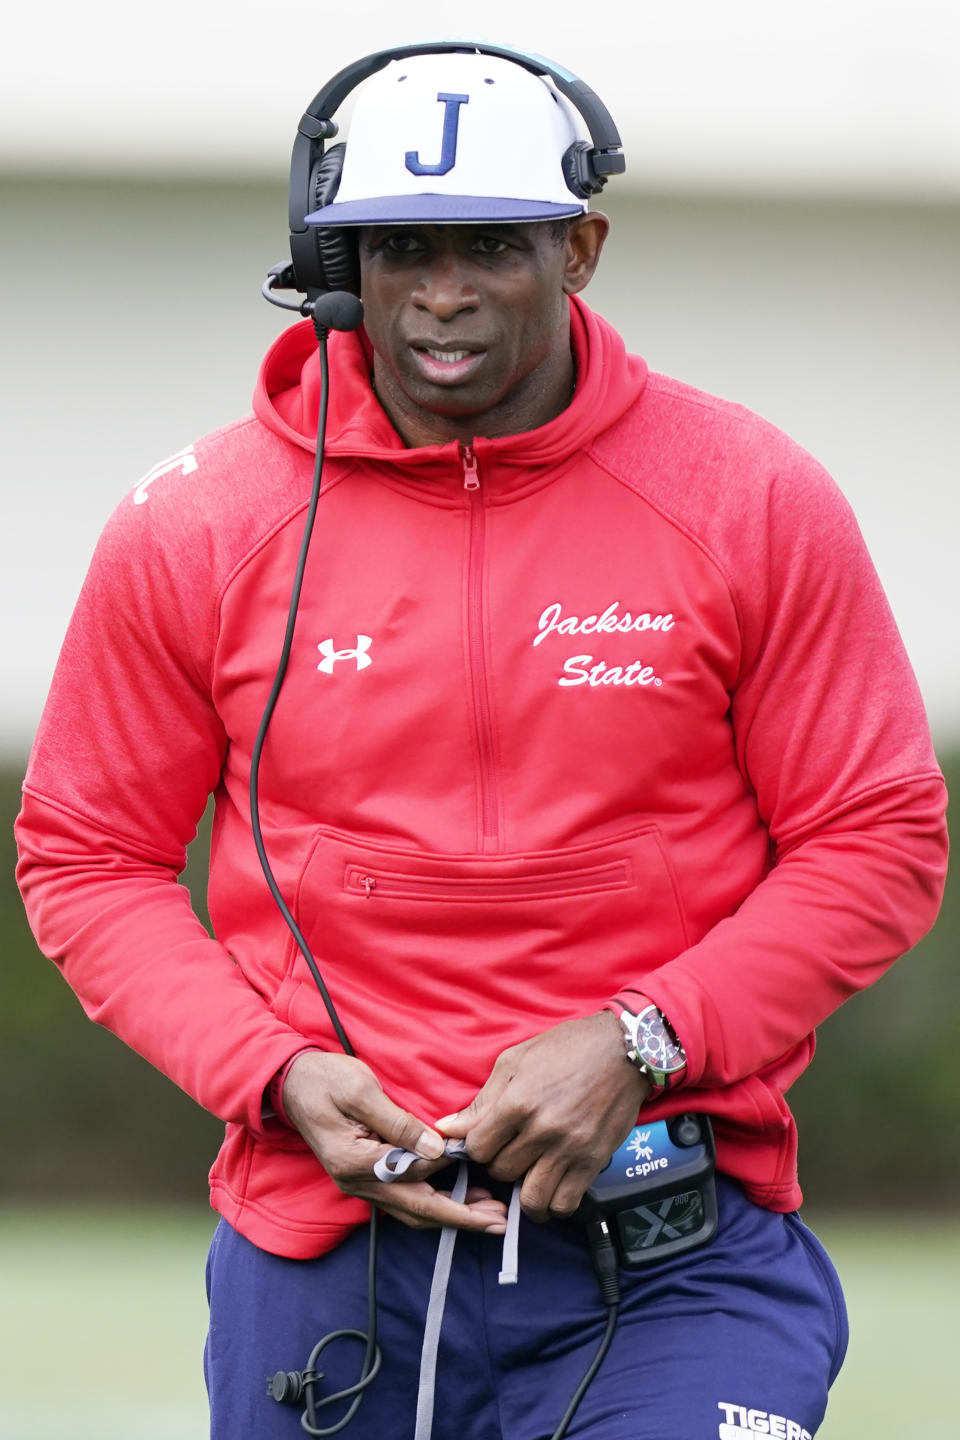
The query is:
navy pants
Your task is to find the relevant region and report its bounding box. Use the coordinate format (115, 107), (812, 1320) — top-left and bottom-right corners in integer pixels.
(205, 1176), (847, 1440)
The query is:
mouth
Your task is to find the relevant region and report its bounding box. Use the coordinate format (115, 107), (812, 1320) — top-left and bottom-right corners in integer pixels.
(424, 347), (473, 364)
(409, 342), (487, 385)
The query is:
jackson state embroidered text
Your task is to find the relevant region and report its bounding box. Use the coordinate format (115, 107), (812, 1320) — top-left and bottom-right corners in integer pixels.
(533, 600), (675, 646)
(533, 600), (674, 689)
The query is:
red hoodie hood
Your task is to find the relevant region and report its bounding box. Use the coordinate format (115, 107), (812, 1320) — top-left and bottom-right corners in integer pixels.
(252, 296), (648, 483)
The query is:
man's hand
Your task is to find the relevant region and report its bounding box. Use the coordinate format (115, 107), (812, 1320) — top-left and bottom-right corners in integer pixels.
(435, 1012), (650, 1222)
(282, 1050), (508, 1233)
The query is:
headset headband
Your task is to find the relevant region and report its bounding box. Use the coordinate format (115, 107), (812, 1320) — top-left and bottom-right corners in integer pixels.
(288, 40), (625, 239)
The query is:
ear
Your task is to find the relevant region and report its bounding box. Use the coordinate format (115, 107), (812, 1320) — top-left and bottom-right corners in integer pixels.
(562, 212), (610, 296)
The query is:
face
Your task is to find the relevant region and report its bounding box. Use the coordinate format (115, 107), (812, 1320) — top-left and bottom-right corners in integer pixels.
(356, 216), (607, 447)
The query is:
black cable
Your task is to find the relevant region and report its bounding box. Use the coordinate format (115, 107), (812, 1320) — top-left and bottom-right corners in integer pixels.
(249, 316), (380, 1430)
(549, 1302), (619, 1440)
(549, 1219), (622, 1440)
(300, 1210), (383, 1436)
(249, 326), (355, 1057)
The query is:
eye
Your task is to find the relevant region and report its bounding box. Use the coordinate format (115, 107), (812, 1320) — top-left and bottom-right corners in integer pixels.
(472, 235), (509, 256)
(379, 232), (426, 257)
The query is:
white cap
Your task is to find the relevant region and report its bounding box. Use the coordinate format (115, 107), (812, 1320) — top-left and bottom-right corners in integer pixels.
(305, 51), (588, 227)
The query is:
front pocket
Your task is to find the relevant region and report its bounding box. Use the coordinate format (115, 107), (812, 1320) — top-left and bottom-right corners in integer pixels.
(283, 825), (690, 1118)
(343, 860), (631, 903)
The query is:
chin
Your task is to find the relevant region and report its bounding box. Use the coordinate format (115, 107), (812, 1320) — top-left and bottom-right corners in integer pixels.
(402, 379), (500, 420)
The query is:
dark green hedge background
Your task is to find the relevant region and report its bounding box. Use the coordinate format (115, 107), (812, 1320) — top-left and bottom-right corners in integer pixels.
(2, 754), (955, 1209)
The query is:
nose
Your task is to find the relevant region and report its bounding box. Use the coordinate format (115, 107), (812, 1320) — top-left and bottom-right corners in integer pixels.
(411, 252), (479, 321)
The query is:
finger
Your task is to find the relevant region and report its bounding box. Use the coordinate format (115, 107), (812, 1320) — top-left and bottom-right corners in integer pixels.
(373, 1172), (507, 1223)
(444, 1072), (552, 1165)
(434, 1045), (527, 1139)
(297, 1123), (450, 1199)
(546, 1168), (597, 1219)
(434, 1082), (504, 1139)
(434, 1113), (469, 1138)
(352, 1089), (445, 1161)
(286, 1054), (444, 1161)
(365, 1180), (509, 1233)
(463, 1186), (498, 1204)
(370, 1151), (456, 1185)
(471, 1124), (540, 1178)
(439, 1080), (529, 1163)
(517, 1156), (569, 1223)
(518, 1154), (602, 1222)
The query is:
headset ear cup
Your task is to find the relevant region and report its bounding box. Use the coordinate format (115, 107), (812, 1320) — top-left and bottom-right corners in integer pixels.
(561, 140), (604, 199)
(312, 141), (346, 208)
(309, 143), (361, 296)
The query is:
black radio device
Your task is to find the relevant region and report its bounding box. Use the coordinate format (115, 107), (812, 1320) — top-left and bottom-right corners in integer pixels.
(575, 1113), (718, 1268)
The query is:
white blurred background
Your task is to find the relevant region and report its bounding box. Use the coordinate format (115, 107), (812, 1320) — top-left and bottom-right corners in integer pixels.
(2, 10), (958, 1436)
(2, 0), (958, 754)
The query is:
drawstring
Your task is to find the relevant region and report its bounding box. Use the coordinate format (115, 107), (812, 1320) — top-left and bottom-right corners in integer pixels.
(413, 1157), (468, 1440)
(373, 1140), (521, 1440)
(498, 1183), (521, 1285)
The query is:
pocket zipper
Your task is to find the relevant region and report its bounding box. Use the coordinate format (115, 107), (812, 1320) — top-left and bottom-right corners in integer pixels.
(344, 861), (630, 903)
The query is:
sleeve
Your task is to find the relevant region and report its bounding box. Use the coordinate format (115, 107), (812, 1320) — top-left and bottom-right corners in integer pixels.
(612, 453), (949, 1090)
(15, 468), (312, 1135)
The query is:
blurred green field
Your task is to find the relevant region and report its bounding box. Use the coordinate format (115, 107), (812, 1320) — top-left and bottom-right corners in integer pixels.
(0, 1206), (956, 1438)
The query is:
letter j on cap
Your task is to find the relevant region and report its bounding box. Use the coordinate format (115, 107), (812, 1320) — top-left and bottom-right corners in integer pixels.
(406, 93), (470, 176)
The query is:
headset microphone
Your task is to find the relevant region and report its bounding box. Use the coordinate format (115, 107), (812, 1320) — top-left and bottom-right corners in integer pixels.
(262, 264), (364, 334)
(308, 290), (364, 334)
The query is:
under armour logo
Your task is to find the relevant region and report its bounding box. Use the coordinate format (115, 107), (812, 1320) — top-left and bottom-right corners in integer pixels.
(317, 636), (373, 673)
(406, 92), (470, 176)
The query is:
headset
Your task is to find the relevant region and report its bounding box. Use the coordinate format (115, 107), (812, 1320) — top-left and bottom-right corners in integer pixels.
(263, 39), (626, 308)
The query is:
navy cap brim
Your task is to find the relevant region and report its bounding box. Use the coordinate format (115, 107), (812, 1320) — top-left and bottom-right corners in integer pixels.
(304, 194), (584, 227)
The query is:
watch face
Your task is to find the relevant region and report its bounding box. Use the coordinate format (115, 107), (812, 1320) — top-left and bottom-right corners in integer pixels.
(634, 1008), (685, 1075)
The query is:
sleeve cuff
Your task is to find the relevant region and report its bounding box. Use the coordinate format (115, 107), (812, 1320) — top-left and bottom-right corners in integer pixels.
(604, 990), (654, 1020)
(261, 1046), (321, 1131)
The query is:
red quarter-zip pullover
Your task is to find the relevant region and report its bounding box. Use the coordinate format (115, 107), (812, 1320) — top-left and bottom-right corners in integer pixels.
(16, 300), (947, 1257)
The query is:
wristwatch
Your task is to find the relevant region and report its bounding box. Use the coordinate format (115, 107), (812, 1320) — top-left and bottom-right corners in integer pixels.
(616, 1002), (687, 1090)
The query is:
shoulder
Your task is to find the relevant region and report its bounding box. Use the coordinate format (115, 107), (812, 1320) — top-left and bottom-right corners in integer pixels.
(596, 369), (835, 495)
(588, 367), (877, 670)
(591, 368), (860, 565)
(96, 413), (315, 590)
(120, 413), (310, 536)
(72, 413), (321, 686)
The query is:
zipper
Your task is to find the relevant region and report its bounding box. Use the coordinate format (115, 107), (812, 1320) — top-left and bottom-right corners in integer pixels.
(460, 442), (499, 848)
(345, 861), (630, 902)
(461, 443), (480, 491)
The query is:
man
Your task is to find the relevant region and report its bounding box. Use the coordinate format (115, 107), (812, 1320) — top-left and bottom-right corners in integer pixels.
(16, 44), (948, 1440)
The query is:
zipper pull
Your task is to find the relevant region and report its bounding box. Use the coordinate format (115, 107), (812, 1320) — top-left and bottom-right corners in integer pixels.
(362, 875), (376, 899)
(460, 443), (480, 491)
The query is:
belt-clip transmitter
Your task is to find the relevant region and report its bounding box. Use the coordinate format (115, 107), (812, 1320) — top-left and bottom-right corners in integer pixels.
(575, 1113), (717, 1267)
